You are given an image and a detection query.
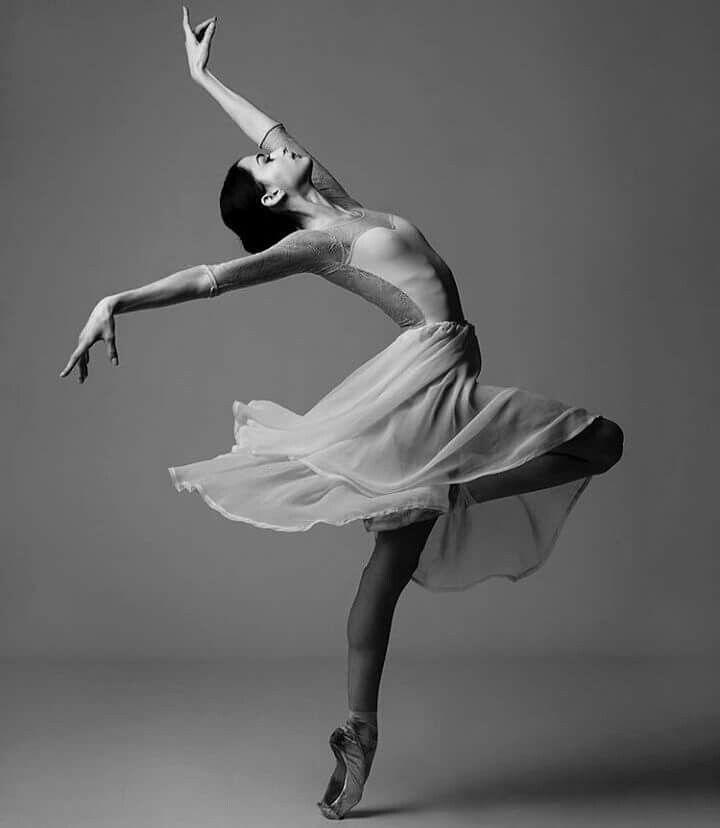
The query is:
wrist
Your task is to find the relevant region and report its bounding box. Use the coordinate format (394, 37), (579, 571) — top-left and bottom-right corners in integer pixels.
(104, 294), (122, 314)
(191, 68), (209, 86)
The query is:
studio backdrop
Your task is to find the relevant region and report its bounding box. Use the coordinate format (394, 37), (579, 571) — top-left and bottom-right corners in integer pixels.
(3, 0), (717, 658)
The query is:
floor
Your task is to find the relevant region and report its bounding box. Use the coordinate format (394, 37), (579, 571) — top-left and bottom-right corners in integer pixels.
(1, 655), (718, 827)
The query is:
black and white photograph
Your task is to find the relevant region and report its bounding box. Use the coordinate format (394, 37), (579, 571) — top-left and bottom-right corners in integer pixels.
(3, 1), (718, 825)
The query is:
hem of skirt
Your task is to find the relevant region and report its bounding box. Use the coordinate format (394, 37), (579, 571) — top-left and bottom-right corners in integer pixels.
(167, 466), (448, 532)
(167, 412), (600, 536)
(410, 474), (593, 592)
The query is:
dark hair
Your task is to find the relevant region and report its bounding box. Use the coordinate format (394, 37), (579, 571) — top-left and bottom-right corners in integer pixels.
(219, 163), (299, 253)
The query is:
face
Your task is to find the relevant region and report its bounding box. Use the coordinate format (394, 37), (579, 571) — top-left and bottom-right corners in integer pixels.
(236, 146), (313, 206)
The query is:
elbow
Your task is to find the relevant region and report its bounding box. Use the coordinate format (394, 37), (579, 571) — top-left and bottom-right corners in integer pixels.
(199, 264), (220, 298)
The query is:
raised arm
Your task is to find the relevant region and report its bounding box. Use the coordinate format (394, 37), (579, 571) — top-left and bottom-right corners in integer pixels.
(181, 8), (361, 208)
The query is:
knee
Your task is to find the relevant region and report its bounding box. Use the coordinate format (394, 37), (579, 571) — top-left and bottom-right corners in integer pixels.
(592, 417), (624, 473)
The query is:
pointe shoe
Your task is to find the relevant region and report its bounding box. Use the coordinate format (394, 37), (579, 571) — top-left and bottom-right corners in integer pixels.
(317, 719), (378, 819)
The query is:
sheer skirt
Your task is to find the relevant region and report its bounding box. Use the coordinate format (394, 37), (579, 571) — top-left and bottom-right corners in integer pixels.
(168, 321), (600, 591)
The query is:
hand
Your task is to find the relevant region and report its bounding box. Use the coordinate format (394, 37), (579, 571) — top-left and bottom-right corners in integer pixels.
(59, 297), (119, 384)
(181, 5), (217, 81)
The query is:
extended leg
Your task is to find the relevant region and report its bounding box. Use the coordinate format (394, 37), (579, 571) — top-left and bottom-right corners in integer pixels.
(346, 516), (438, 713)
(466, 415), (624, 505)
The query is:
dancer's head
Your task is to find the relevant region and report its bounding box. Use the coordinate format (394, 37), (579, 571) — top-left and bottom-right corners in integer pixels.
(220, 146), (313, 253)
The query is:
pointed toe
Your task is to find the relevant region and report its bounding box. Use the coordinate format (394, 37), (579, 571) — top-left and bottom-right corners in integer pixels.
(317, 720), (378, 820)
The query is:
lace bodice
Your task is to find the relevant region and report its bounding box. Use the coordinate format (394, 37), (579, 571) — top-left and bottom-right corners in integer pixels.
(200, 123), (467, 329)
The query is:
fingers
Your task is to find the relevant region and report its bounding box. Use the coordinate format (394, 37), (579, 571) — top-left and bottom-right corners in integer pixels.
(193, 17), (214, 38)
(60, 349), (87, 383)
(60, 344), (84, 378)
(60, 338), (118, 383)
(106, 336), (119, 367)
(182, 5), (197, 42)
(182, 6), (217, 39)
(182, 5), (216, 40)
(201, 18), (217, 42)
(78, 352), (88, 384)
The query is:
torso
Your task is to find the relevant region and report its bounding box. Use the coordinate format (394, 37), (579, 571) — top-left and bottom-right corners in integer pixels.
(315, 207), (467, 329)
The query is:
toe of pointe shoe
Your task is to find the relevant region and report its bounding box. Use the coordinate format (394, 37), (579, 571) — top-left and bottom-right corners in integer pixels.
(317, 722), (377, 820)
(317, 798), (343, 820)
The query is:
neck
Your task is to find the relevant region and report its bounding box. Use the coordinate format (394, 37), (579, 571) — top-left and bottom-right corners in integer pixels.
(280, 186), (356, 231)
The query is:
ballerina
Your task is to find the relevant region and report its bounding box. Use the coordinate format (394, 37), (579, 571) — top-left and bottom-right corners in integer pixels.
(60, 7), (624, 819)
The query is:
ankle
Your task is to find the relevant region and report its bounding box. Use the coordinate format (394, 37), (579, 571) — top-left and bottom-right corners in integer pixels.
(348, 709), (378, 730)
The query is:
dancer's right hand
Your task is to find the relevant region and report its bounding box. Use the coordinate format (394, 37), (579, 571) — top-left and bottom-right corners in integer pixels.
(181, 6), (217, 81)
(59, 298), (119, 384)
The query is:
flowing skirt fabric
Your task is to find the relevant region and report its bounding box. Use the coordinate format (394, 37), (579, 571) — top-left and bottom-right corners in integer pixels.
(168, 320), (600, 591)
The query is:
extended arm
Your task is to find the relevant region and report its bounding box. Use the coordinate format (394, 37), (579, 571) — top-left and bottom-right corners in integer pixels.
(106, 263), (212, 314)
(106, 230), (335, 313)
(59, 231), (335, 382)
(202, 229), (337, 297)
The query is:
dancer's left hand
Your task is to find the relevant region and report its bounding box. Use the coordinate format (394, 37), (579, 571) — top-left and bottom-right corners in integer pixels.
(181, 6), (217, 81)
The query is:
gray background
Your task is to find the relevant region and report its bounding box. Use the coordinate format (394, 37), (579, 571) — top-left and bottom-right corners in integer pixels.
(3, 0), (718, 660)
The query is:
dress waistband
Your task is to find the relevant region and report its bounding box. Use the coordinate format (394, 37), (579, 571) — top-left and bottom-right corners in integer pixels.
(403, 319), (475, 332)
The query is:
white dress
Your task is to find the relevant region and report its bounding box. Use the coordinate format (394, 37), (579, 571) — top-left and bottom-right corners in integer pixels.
(168, 123), (600, 591)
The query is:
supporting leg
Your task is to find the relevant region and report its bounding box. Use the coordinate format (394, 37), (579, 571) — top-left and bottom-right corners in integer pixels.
(318, 517), (438, 819)
(346, 516), (437, 713)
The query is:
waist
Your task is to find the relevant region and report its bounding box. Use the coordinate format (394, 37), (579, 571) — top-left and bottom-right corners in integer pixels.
(404, 318), (474, 332)
(395, 318), (481, 372)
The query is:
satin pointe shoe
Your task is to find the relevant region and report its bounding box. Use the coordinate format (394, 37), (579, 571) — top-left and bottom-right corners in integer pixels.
(317, 719), (378, 819)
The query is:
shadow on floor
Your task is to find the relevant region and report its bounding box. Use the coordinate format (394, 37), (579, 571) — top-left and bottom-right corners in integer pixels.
(355, 718), (720, 818)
